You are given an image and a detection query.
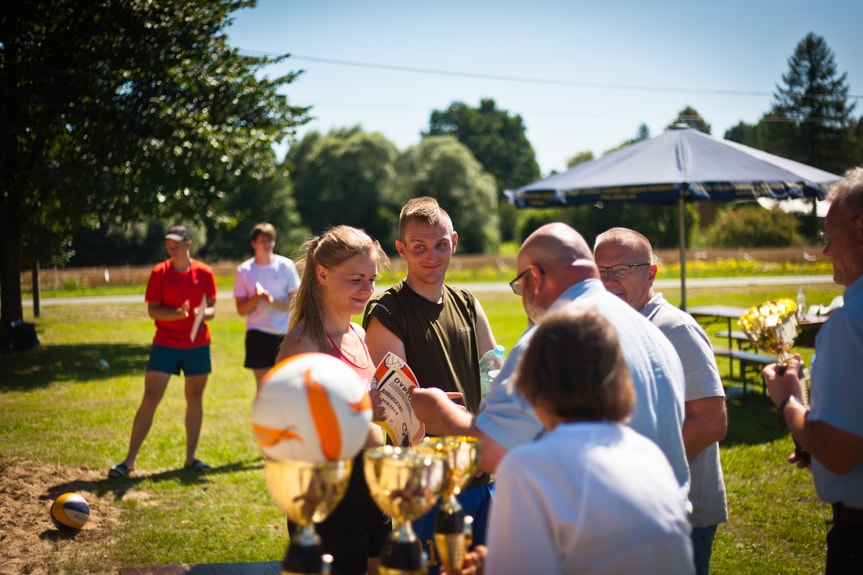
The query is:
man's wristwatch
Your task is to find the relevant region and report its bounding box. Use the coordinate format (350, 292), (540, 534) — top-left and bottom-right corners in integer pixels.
(777, 395), (799, 428)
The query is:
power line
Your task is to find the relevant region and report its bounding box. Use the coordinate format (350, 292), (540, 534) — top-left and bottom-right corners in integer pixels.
(240, 49), (862, 101)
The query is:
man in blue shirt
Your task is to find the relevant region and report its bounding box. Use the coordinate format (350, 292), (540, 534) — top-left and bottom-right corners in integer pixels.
(763, 167), (863, 574)
(411, 223), (690, 499)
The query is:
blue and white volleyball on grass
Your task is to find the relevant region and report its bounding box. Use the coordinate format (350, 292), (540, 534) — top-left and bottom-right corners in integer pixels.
(51, 492), (90, 530)
(252, 352), (373, 463)
(95, 359), (110, 374)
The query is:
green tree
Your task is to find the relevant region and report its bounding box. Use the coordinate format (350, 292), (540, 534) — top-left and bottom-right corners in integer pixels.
(286, 127), (403, 246)
(636, 123), (651, 142)
(566, 150), (595, 169)
(704, 204), (805, 248)
(398, 136), (499, 253)
(425, 99), (539, 191)
(516, 203), (698, 252)
(0, 0), (309, 342)
(425, 99), (540, 243)
(669, 106), (711, 134)
(725, 120), (760, 148)
(199, 170), (310, 262)
(771, 33), (855, 236)
(771, 33), (855, 172)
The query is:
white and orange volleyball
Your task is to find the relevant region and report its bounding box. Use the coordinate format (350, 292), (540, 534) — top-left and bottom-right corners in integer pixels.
(252, 352), (373, 463)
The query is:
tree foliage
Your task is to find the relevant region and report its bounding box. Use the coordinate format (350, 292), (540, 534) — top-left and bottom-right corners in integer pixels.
(199, 171), (310, 262)
(668, 106), (712, 134)
(516, 203), (698, 251)
(425, 99), (540, 244)
(771, 32), (856, 173)
(286, 127), (404, 247)
(704, 204), (805, 248)
(425, 98), (540, 192)
(727, 34), (857, 173)
(566, 150), (595, 169)
(0, 0), (309, 339)
(398, 136), (499, 253)
(725, 33), (857, 238)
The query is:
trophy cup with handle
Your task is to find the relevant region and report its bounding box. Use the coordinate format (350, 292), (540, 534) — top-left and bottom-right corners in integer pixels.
(416, 436), (480, 575)
(738, 298), (811, 463)
(264, 458), (352, 575)
(364, 445), (446, 575)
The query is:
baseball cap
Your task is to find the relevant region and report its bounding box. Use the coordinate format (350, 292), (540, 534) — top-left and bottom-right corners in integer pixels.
(165, 226), (192, 243)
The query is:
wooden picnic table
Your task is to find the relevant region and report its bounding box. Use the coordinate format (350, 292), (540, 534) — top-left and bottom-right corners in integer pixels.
(688, 304), (828, 350)
(688, 305), (829, 394)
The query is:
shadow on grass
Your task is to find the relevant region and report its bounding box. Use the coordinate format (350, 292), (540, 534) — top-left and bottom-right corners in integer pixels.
(721, 386), (789, 447)
(41, 458), (264, 502)
(0, 342), (149, 392)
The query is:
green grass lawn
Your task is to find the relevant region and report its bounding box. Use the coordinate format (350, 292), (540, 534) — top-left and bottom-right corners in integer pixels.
(0, 279), (844, 573)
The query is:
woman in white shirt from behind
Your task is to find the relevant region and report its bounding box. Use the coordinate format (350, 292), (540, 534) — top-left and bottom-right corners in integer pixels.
(448, 305), (694, 575)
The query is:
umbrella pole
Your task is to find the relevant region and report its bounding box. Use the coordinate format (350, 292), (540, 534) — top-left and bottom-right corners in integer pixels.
(679, 193), (687, 311)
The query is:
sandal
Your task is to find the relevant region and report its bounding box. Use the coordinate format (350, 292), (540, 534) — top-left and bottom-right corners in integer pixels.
(108, 462), (130, 479)
(184, 459), (211, 473)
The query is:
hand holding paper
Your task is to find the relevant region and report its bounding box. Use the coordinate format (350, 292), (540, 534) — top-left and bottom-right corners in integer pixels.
(189, 293), (207, 342)
(372, 352), (426, 446)
(255, 281), (274, 304)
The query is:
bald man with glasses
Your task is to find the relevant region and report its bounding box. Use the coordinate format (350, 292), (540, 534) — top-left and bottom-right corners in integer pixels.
(594, 227), (727, 575)
(411, 223), (691, 506)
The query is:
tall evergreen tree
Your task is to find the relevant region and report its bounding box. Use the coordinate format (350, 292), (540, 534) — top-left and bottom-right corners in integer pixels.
(771, 32), (855, 173)
(771, 33), (855, 235)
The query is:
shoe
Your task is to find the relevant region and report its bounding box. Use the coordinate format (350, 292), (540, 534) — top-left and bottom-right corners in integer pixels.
(184, 459), (211, 473)
(108, 462), (130, 478)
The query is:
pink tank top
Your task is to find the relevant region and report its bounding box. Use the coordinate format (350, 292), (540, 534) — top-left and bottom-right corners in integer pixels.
(326, 324), (376, 387)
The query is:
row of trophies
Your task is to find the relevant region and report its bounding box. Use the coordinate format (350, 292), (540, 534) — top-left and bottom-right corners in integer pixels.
(265, 436), (480, 575)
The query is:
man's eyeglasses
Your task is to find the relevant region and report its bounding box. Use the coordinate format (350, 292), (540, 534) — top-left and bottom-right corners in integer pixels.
(597, 263), (651, 279)
(820, 214), (861, 246)
(509, 265), (544, 295)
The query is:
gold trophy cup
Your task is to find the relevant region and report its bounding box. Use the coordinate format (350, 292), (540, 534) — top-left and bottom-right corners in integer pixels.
(264, 458), (353, 575)
(416, 436), (481, 575)
(738, 298), (811, 463)
(364, 445), (446, 575)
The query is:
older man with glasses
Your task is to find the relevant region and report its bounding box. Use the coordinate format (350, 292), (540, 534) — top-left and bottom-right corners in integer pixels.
(411, 223), (691, 512)
(763, 167), (863, 575)
(594, 227), (728, 575)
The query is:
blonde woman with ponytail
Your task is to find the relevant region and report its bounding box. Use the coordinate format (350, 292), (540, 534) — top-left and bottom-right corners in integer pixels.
(276, 225), (390, 575)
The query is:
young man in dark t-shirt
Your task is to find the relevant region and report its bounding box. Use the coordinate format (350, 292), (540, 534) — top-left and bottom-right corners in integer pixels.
(363, 197), (496, 573)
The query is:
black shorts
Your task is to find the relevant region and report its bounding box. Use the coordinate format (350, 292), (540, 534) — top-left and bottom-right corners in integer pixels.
(289, 451), (391, 575)
(244, 330), (284, 369)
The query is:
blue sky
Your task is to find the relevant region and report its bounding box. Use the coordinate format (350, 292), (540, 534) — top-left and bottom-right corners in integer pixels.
(226, 0), (862, 178)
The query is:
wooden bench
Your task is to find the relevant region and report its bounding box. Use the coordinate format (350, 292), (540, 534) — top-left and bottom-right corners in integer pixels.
(715, 329), (754, 349)
(712, 346), (775, 398)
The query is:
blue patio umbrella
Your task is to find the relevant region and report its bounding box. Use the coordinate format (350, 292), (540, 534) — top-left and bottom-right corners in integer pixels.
(507, 124), (840, 309)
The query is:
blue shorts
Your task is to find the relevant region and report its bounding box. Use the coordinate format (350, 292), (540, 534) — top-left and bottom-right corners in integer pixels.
(146, 344), (211, 376)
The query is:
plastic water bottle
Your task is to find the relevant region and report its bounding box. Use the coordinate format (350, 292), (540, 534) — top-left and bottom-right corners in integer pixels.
(479, 345), (505, 395)
(796, 287), (807, 320)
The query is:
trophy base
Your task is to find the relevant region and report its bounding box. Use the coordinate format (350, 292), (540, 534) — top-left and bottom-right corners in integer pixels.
(434, 532), (467, 575)
(380, 539), (426, 575)
(282, 541), (328, 575)
(434, 505), (467, 573)
(433, 504), (465, 534)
